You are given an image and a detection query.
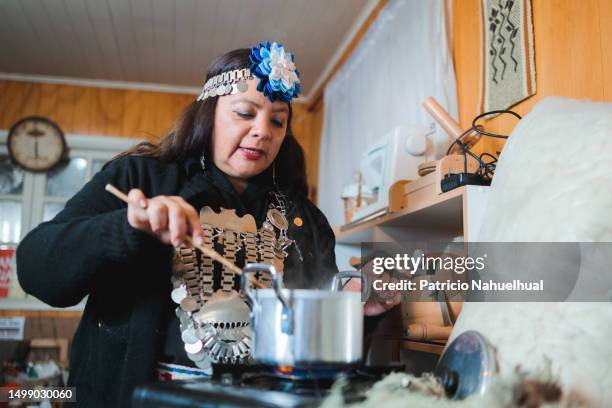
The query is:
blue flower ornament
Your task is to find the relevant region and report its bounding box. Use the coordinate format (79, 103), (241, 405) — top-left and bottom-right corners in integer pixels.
(250, 42), (301, 103)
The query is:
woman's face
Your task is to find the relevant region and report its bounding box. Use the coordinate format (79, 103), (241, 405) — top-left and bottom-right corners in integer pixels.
(211, 78), (289, 188)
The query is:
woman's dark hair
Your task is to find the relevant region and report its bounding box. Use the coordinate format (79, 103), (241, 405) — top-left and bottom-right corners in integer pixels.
(114, 48), (308, 196)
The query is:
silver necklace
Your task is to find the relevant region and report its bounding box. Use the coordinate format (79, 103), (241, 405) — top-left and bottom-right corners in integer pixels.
(170, 190), (298, 368)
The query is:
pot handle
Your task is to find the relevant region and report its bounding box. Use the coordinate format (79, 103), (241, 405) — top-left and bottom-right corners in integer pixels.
(331, 270), (371, 300)
(241, 263), (294, 335)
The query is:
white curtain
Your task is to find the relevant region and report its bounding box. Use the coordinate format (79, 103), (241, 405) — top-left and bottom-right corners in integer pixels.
(318, 0), (457, 227)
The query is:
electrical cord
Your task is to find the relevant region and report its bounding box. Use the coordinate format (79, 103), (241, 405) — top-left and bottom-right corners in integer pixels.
(444, 109), (521, 182)
(446, 127), (474, 156)
(477, 152), (498, 180)
(471, 110), (522, 139)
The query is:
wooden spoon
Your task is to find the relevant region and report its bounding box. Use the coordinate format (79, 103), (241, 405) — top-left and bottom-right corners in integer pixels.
(104, 183), (265, 289)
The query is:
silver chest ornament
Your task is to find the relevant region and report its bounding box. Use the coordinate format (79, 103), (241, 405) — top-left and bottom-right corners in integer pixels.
(171, 196), (300, 367)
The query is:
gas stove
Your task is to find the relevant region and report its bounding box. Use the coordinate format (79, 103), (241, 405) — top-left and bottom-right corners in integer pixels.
(132, 363), (403, 408)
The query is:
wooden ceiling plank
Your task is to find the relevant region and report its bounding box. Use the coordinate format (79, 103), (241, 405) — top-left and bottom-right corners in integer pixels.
(0, 3), (34, 73)
(268, 0), (317, 91)
(152, 0), (177, 85)
(19, 0), (64, 76)
(129, 0), (157, 84)
(229, 0), (261, 47)
(227, 0), (245, 50)
(0, 0), (373, 97)
(1, 2), (46, 75)
(84, 0), (125, 80)
(253, 1), (284, 49)
(174, 0), (198, 86)
(208, 0), (238, 59)
(191, 0), (220, 85)
(41, 0), (91, 78)
(107, 0), (142, 82)
(63, 0), (108, 79)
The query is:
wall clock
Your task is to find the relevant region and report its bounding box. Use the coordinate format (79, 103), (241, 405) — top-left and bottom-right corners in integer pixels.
(7, 116), (67, 172)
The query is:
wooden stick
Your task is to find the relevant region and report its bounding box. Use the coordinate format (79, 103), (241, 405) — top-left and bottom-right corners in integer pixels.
(104, 184), (265, 289)
(422, 96), (464, 139)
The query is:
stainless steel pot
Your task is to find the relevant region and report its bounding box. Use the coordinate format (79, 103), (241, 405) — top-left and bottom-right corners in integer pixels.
(241, 264), (363, 367)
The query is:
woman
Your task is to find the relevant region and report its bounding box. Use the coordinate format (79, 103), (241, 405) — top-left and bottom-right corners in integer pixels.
(16, 43), (396, 407)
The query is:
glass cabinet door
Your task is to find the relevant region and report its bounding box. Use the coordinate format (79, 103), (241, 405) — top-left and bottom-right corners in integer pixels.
(0, 154), (26, 246)
(0, 133), (137, 308)
(31, 153), (112, 223)
(41, 157), (88, 222)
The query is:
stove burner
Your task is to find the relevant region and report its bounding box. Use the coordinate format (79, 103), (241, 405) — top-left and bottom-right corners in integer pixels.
(243, 373), (334, 397)
(212, 363), (360, 382)
(212, 363), (403, 398)
(272, 366), (351, 380)
(133, 363), (405, 408)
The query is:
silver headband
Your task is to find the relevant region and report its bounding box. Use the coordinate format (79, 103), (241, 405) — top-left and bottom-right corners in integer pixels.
(197, 68), (253, 101)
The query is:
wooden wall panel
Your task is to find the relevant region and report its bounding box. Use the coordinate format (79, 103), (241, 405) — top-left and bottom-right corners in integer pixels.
(98, 88), (126, 136)
(122, 90), (160, 138)
(70, 86), (93, 134)
(153, 93), (192, 138)
(54, 85), (76, 133)
(0, 79), (319, 197)
(2, 0), (606, 203)
(308, 102), (324, 202)
(600, 0), (612, 101)
(453, 0), (612, 155)
(36, 83), (59, 119)
(0, 80), (194, 141)
(290, 101), (324, 202)
(1, 82), (35, 129)
(89, 88), (110, 136)
(298, 0), (612, 199)
(535, 0), (604, 100)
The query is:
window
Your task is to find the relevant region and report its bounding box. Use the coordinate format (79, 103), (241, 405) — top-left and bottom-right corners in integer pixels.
(0, 154), (24, 245)
(0, 132), (140, 309)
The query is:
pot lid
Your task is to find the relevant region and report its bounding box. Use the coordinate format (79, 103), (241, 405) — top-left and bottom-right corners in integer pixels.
(434, 330), (497, 399)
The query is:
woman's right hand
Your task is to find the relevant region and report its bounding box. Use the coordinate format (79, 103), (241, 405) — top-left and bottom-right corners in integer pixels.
(126, 188), (205, 247)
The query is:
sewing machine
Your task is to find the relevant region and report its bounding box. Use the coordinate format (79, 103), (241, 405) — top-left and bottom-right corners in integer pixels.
(349, 98), (482, 224)
(350, 125), (437, 223)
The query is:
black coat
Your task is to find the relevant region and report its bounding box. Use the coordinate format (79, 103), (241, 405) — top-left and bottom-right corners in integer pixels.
(16, 155), (339, 407)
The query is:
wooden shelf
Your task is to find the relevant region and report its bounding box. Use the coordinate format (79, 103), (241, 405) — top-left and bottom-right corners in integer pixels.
(400, 340), (446, 355)
(0, 309), (83, 318)
(0, 298), (86, 312)
(334, 186), (469, 244)
(334, 185), (490, 354)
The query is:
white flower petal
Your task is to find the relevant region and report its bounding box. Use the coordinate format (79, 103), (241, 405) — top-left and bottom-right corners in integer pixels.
(262, 43), (299, 95)
(270, 67), (282, 81)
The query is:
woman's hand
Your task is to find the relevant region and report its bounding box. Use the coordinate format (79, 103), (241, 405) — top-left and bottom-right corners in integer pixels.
(126, 188), (205, 247)
(343, 277), (401, 316)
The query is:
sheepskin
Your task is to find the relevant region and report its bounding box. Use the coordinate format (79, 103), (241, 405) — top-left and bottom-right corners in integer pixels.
(452, 97), (612, 407)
